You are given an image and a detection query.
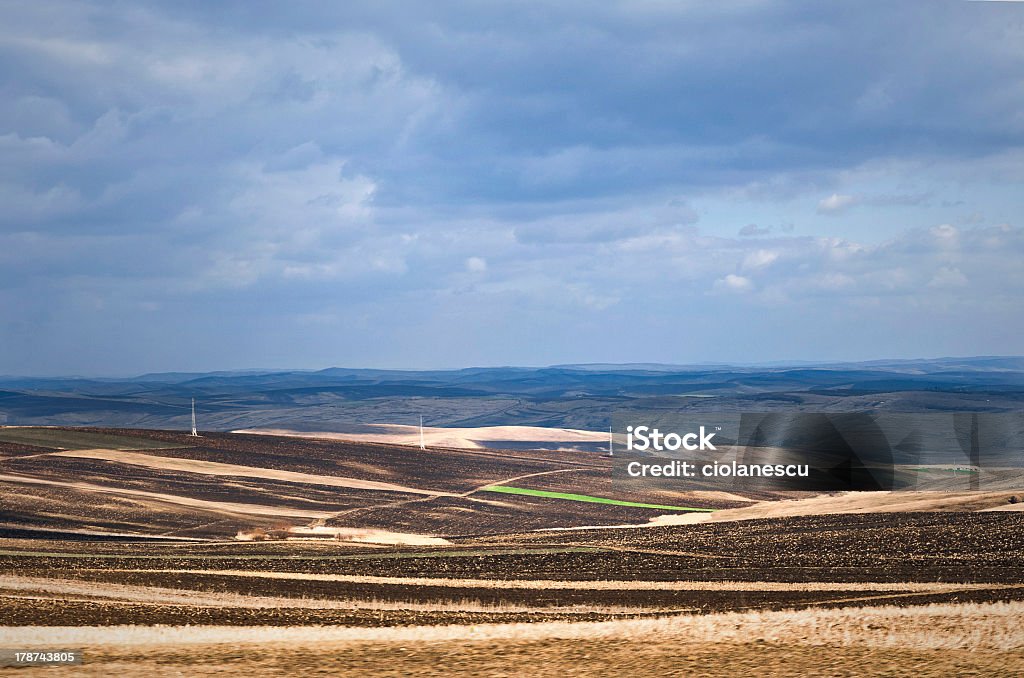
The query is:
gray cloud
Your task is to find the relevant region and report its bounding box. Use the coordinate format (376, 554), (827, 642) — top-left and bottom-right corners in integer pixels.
(1, 0), (1023, 373)
(739, 224), (772, 237)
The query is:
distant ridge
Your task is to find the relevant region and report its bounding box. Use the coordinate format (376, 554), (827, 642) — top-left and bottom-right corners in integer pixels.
(0, 357), (1021, 432)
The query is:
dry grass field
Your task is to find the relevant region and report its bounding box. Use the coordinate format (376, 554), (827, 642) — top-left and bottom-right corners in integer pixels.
(238, 424), (612, 451)
(3, 603), (1023, 676)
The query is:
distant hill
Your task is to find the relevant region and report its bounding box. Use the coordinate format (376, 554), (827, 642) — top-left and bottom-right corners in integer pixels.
(1, 358), (1022, 432)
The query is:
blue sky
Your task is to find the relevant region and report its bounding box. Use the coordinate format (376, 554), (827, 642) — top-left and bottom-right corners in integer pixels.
(1, 1), (1023, 375)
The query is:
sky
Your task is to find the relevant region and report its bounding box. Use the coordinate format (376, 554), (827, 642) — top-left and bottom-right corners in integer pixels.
(1, 0), (1023, 376)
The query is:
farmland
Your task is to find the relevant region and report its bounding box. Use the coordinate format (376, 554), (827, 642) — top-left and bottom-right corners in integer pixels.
(1, 426), (1023, 674)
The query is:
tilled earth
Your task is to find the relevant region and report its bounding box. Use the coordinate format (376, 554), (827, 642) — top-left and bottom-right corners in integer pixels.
(0, 427), (741, 538)
(2, 512), (1022, 626)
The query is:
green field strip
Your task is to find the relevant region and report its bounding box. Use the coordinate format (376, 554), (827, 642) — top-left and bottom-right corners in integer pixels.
(481, 485), (716, 512)
(0, 546), (601, 560)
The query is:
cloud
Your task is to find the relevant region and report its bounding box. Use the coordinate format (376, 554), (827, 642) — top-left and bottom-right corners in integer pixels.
(815, 190), (934, 216)
(465, 256), (487, 272)
(742, 249), (779, 270)
(818, 193), (857, 214)
(512, 201), (699, 245)
(739, 224), (772, 237)
(1, 1), (1023, 372)
(714, 274), (754, 294)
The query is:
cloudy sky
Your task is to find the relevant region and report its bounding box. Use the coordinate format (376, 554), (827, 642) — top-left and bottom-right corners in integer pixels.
(2, 1), (1023, 375)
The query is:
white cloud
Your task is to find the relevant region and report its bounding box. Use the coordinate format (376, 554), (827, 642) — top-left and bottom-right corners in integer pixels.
(714, 273), (754, 293)
(931, 224), (959, 247)
(742, 249), (779, 270)
(465, 256), (488, 272)
(818, 193), (857, 214)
